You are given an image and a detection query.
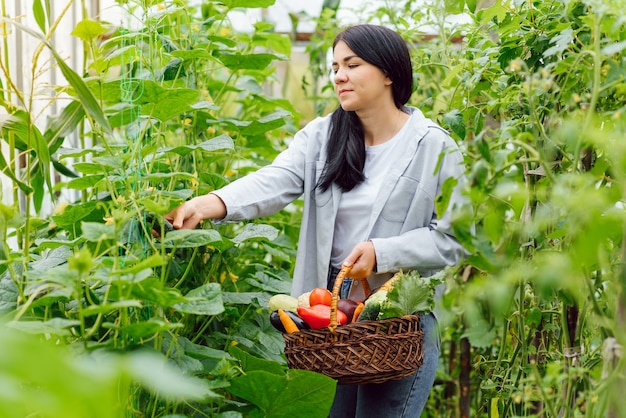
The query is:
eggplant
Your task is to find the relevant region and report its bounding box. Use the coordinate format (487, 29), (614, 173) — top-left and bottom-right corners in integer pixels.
(269, 310), (310, 333)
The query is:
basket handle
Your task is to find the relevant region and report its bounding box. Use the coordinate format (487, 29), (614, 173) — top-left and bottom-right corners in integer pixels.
(328, 264), (371, 334)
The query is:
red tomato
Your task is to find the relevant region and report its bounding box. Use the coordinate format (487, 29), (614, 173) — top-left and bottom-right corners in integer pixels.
(309, 287), (332, 306)
(297, 305), (347, 329)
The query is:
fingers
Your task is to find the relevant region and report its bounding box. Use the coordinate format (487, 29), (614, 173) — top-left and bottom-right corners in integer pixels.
(343, 241), (377, 279)
(165, 203), (193, 229)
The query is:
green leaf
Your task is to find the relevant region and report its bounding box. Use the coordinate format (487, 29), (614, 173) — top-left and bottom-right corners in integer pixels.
(462, 319), (496, 348)
(32, 0), (47, 34)
(177, 336), (234, 360)
(436, 176), (458, 216)
(82, 300), (143, 317)
(241, 110), (290, 135)
(7, 318), (80, 336)
(228, 369), (335, 418)
(543, 28), (574, 58)
(0, 111), (52, 195)
(380, 271), (442, 319)
(119, 318), (183, 339)
(81, 222), (116, 242)
(31, 166), (45, 214)
(173, 283), (224, 316)
(231, 223), (278, 244)
(160, 134), (234, 156)
(51, 159), (78, 178)
(171, 49), (213, 61)
(34, 237), (83, 251)
(112, 254), (166, 275)
(67, 174), (105, 190)
(252, 33), (292, 57)
(222, 291), (267, 305)
(246, 271), (291, 294)
(50, 202), (100, 230)
(73, 161), (114, 174)
(30, 246), (72, 271)
(476, 0), (507, 24)
(0, 276), (18, 313)
(230, 345), (283, 375)
(71, 19), (107, 42)
(215, 52), (284, 70)
(129, 277), (187, 307)
(0, 146), (33, 194)
(161, 229), (223, 248)
(142, 88), (201, 121)
(443, 109), (465, 140)
(125, 350), (220, 401)
(222, 0), (276, 8)
(601, 40), (626, 55)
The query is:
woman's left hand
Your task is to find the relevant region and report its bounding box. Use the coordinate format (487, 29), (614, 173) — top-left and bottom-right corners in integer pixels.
(343, 241), (377, 279)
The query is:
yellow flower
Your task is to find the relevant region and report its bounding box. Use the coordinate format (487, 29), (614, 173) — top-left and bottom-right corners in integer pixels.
(509, 59), (523, 72)
(104, 217), (115, 225)
(53, 201), (69, 215)
(190, 171), (199, 189)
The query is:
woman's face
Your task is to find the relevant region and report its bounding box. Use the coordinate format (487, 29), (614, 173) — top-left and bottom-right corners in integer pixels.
(331, 41), (393, 113)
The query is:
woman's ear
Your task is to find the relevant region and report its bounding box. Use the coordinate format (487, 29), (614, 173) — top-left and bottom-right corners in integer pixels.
(383, 70), (393, 85)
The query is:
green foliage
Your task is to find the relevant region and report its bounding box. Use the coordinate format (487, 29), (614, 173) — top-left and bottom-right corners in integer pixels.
(0, 324), (215, 418)
(3, 0), (626, 416)
(1, 0), (307, 416)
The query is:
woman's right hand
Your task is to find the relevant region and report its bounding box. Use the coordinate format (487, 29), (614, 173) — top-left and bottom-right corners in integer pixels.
(165, 193), (227, 230)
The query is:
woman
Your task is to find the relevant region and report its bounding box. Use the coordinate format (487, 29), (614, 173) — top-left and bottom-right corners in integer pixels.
(166, 24), (467, 417)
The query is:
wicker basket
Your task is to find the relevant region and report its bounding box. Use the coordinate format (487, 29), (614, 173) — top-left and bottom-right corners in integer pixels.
(283, 265), (424, 385)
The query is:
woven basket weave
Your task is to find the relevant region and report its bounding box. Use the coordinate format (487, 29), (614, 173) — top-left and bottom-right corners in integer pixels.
(283, 265), (424, 385)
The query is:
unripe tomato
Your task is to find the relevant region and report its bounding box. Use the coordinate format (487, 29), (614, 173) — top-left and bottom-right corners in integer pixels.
(309, 287), (332, 306)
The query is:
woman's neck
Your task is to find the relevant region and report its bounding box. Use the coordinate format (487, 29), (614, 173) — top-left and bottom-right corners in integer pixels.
(359, 107), (409, 146)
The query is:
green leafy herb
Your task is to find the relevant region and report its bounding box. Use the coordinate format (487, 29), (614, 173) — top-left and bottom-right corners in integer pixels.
(378, 271), (443, 319)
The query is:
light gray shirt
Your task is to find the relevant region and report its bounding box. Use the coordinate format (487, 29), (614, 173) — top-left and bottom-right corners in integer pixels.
(213, 106), (468, 298)
(331, 110), (413, 268)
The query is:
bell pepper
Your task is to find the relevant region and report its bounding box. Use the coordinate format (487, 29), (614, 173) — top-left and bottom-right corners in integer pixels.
(297, 304), (347, 329)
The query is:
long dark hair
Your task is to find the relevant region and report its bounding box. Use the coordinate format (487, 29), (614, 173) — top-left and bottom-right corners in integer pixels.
(317, 24), (413, 192)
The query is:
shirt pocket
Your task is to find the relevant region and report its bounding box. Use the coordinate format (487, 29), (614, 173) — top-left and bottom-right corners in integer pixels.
(380, 176), (421, 223)
(312, 160), (332, 207)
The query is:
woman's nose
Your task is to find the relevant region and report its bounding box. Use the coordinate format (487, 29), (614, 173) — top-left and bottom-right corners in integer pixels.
(333, 68), (347, 84)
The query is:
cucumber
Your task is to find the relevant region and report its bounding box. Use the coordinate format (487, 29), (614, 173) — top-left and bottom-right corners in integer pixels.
(356, 290), (388, 321)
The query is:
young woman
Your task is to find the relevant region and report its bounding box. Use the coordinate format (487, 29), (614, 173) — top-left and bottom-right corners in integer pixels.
(166, 24), (468, 417)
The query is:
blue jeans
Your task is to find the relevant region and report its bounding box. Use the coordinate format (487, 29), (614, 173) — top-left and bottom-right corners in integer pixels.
(328, 312), (440, 418)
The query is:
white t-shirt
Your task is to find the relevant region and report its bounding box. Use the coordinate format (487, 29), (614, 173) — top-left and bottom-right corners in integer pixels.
(331, 111), (414, 267)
